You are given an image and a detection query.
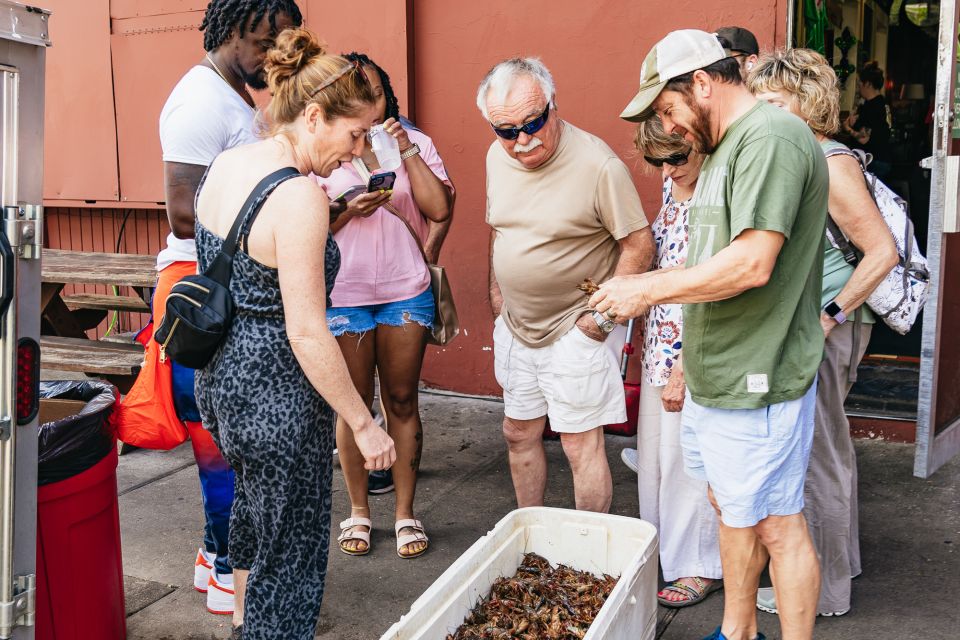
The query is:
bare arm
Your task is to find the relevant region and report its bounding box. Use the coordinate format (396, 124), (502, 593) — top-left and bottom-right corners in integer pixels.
(424, 185), (456, 263)
(613, 227), (655, 276)
(163, 162), (207, 239)
(822, 154), (898, 333)
(489, 228), (503, 317)
(274, 181), (396, 470)
(589, 228), (785, 319)
(386, 118), (452, 222)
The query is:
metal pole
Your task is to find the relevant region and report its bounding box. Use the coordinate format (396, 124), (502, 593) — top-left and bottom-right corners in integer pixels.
(915, 0), (960, 477)
(786, 0), (796, 49)
(0, 65), (18, 639)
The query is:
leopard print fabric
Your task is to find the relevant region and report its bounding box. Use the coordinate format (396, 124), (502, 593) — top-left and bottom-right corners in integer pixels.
(195, 172), (340, 640)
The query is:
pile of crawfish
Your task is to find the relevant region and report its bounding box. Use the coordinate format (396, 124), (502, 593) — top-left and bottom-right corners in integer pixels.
(446, 553), (617, 640)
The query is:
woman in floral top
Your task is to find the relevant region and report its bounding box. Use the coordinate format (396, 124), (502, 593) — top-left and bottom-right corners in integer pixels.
(625, 116), (722, 608)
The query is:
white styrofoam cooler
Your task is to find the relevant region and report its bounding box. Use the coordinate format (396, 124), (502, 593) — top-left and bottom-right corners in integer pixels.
(379, 507), (659, 640)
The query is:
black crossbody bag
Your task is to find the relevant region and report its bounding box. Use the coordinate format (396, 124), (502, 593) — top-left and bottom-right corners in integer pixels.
(154, 167), (301, 368)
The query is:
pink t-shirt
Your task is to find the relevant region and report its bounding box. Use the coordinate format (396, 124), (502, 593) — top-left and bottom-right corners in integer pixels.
(315, 128), (449, 307)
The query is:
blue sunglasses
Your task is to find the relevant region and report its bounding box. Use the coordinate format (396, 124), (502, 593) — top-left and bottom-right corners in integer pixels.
(492, 104), (550, 140)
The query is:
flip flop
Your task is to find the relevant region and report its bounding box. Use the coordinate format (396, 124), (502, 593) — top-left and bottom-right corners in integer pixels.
(395, 518), (429, 559)
(658, 576), (723, 609)
(337, 517), (372, 556)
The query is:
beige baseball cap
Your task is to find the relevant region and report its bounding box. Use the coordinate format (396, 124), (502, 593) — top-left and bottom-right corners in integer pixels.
(620, 29), (727, 122)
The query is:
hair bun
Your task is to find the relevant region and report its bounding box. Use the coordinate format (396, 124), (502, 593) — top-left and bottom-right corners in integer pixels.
(265, 27), (327, 91)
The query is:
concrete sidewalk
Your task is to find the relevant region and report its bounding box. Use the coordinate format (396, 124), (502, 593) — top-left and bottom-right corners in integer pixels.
(117, 391), (959, 639)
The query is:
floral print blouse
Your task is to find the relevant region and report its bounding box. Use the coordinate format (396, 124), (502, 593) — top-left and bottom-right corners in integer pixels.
(642, 177), (690, 387)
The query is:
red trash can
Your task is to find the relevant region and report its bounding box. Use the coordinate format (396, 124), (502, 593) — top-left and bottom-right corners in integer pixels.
(35, 446), (126, 640)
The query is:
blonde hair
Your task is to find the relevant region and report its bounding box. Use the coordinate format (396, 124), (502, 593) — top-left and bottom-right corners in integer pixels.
(633, 116), (691, 173)
(261, 27), (375, 135)
(747, 48), (840, 137)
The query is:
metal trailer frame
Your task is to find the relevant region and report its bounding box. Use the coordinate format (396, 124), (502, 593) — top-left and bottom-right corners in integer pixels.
(0, 2), (49, 639)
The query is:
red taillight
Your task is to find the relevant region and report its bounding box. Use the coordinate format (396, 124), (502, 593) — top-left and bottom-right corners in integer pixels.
(16, 338), (39, 425)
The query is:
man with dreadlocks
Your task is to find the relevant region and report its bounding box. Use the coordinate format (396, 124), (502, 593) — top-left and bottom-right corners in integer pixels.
(119, 0), (301, 624)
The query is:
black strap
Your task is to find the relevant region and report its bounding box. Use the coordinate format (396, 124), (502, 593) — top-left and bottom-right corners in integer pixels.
(206, 167), (301, 283)
(223, 167), (301, 257)
(826, 215), (861, 266)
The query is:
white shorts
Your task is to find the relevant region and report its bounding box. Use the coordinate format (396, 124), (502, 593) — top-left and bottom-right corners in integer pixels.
(492, 316), (627, 433)
(680, 380), (818, 528)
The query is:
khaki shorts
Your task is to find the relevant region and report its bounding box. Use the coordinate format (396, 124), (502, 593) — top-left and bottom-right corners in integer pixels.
(493, 316), (627, 433)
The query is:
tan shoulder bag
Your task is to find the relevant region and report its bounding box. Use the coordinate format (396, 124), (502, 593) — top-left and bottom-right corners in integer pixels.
(351, 158), (460, 346)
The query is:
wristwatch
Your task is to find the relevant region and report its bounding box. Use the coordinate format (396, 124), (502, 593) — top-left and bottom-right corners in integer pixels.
(823, 300), (847, 325)
(400, 143), (421, 161)
(591, 311), (616, 334)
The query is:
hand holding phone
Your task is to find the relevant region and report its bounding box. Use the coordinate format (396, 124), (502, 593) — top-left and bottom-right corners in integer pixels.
(367, 171), (397, 192)
(333, 184), (367, 205)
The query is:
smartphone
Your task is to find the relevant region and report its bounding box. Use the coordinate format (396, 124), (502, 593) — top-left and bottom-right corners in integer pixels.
(367, 171), (397, 192)
(333, 184), (366, 204)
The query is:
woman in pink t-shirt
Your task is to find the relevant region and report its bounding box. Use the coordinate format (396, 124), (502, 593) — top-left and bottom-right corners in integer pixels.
(315, 53), (454, 560)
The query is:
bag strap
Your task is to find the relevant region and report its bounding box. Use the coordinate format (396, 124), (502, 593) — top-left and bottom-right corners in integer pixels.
(826, 215), (860, 266)
(224, 167), (301, 256)
(351, 157), (431, 266)
(206, 167), (302, 283)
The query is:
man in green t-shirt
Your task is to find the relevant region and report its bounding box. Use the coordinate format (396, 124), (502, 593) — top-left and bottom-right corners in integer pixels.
(593, 30), (829, 640)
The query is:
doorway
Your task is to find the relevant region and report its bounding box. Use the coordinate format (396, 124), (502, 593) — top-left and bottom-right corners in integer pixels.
(793, 0), (937, 420)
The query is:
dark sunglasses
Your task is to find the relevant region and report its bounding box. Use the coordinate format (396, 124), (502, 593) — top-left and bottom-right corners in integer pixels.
(492, 104), (550, 140)
(644, 150), (690, 168)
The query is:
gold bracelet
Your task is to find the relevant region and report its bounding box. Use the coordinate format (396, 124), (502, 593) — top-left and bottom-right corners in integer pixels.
(400, 143), (420, 160)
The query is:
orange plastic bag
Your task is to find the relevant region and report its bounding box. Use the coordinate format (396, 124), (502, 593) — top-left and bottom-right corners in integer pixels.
(112, 261), (197, 450)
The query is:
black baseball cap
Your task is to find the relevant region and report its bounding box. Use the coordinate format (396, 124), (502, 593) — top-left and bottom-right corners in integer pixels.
(716, 26), (759, 56)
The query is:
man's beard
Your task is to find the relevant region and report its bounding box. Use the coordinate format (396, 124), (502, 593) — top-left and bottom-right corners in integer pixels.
(685, 96), (716, 155)
(242, 67), (268, 91)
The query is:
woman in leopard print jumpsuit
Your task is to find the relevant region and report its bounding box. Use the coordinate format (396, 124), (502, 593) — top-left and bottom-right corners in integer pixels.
(193, 28), (396, 640)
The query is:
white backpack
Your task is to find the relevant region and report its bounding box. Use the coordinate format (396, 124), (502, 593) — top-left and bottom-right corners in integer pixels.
(823, 147), (929, 335)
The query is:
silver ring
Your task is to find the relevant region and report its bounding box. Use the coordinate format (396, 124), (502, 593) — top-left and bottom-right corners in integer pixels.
(606, 311), (617, 321)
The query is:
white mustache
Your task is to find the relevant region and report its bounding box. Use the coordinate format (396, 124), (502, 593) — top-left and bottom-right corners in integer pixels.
(513, 137), (543, 154)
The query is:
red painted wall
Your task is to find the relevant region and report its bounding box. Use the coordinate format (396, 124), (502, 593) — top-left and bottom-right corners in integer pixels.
(42, 0), (788, 394)
(413, 0), (788, 394)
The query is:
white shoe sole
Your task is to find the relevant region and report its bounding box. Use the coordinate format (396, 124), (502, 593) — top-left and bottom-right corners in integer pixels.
(194, 559), (211, 592)
(206, 576), (235, 615)
(757, 602), (849, 617)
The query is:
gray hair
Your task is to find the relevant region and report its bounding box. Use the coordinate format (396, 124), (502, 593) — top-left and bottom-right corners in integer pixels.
(476, 57), (556, 120)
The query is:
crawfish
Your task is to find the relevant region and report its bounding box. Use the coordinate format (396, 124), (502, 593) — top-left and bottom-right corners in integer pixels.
(576, 277), (600, 296)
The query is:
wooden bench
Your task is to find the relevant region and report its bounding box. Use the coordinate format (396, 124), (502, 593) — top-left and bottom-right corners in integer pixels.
(40, 336), (144, 390)
(62, 292), (151, 313)
(40, 249), (157, 390)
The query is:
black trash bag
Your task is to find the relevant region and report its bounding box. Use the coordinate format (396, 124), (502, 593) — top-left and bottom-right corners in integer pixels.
(38, 380), (118, 486)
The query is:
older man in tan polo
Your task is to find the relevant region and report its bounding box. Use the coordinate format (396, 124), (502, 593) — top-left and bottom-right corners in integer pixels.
(479, 57), (654, 513)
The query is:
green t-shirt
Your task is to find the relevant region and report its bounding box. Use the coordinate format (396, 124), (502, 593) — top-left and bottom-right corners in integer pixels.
(819, 139), (875, 323)
(682, 101), (829, 409)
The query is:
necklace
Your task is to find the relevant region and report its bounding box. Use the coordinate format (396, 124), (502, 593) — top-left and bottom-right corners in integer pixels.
(205, 53), (230, 84)
(205, 53), (255, 107)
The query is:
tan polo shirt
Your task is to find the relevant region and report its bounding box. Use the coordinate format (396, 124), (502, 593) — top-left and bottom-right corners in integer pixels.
(486, 122), (648, 348)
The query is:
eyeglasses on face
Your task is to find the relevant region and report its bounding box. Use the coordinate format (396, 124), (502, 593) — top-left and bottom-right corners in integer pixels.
(644, 150), (691, 167)
(492, 104), (550, 140)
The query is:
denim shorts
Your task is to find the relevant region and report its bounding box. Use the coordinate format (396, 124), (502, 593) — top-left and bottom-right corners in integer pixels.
(327, 287), (434, 336)
(680, 380), (817, 528)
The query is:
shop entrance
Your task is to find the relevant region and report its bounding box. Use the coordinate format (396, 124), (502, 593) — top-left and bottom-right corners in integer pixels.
(794, 0), (960, 475)
(793, 2), (934, 417)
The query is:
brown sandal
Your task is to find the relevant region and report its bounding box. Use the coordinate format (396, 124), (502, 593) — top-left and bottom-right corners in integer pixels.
(395, 519), (429, 559)
(337, 517), (372, 556)
(657, 576), (723, 608)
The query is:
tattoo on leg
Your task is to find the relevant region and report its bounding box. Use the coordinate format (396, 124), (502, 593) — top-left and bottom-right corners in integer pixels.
(411, 428), (423, 471)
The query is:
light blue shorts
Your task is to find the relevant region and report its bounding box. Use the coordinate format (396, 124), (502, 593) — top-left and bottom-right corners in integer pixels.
(326, 287), (434, 336)
(680, 380), (817, 528)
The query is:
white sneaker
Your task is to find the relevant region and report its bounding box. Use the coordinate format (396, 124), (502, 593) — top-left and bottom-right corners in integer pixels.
(620, 448), (639, 474)
(756, 586), (849, 617)
(193, 548), (214, 593)
(206, 570), (235, 615)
